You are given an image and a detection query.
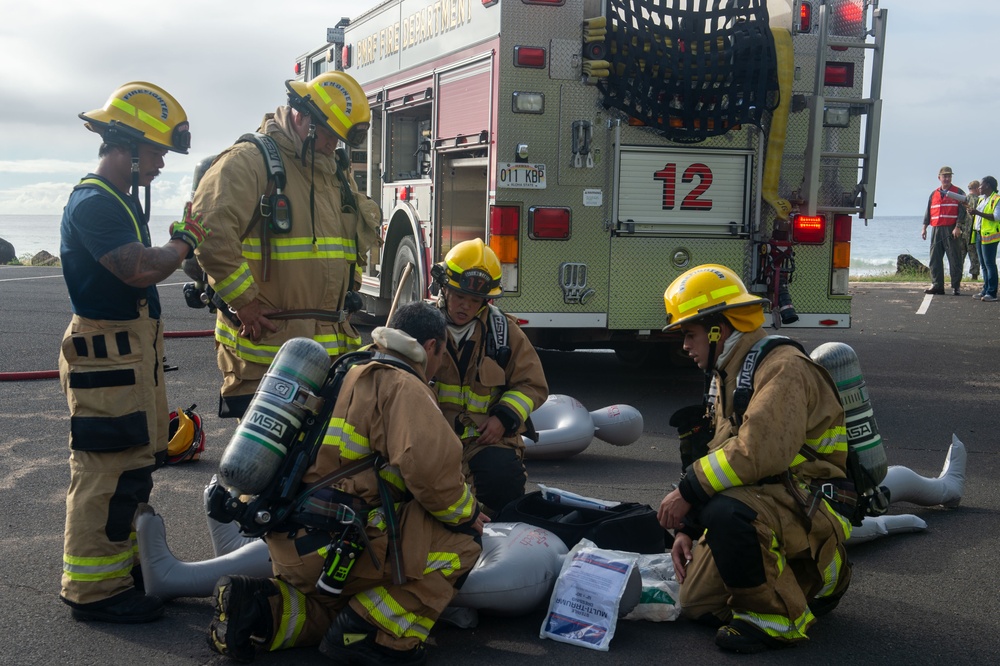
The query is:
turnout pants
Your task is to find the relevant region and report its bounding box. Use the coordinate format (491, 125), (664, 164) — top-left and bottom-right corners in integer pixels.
(679, 484), (852, 645)
(462, 437), (527, 516)
(265, 501), (481, 652)
(58, 310), (167, 605)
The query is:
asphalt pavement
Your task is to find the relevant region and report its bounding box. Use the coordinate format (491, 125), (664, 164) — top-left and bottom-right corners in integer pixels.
(1, 266), (997, 665)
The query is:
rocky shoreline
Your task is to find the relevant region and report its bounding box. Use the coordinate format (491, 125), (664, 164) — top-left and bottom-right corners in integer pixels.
(0, 237), (60, 266)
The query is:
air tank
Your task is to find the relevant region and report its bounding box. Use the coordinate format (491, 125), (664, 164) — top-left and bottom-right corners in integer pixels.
(218, 337), (331, 496)
(810, 341), (888, 492)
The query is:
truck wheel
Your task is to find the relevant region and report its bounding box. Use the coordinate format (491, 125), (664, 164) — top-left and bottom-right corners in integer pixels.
(391, 236), (423, 306)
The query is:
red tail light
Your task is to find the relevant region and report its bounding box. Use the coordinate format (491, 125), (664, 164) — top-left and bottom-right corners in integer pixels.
(490, 205), (520, 263)
(793, 214), (826, 244)
(528, 206), (571, 239)
(341, 45), (352, 68)
(833, 214), (852, 242)
(514, 46), (546, 68)
(798, 2), (812, 33)
(824, 62), (855, 87)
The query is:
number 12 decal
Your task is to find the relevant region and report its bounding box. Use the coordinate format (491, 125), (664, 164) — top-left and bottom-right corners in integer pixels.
(653, 162), (713, 211)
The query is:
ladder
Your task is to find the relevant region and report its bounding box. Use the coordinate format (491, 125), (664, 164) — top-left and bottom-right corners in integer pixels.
(802, 0), (887, 220)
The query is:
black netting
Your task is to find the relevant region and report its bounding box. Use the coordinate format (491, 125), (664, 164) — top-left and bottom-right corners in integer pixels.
(598, 0), (779, 142)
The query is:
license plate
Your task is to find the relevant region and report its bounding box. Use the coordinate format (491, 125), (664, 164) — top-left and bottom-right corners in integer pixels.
(498, 163), (546, 189)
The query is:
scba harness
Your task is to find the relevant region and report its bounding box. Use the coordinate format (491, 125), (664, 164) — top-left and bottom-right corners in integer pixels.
(207, 349), (419, 589)
(732, 336), (889, 526)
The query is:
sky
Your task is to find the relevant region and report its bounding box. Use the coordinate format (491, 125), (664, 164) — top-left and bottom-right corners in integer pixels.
(0, 0), (995, 220)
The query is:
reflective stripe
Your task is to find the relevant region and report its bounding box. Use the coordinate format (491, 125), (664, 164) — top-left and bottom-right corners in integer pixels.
(356, 587), (434, 641)
(678, 284), (741, 314)
(331, 104), (354, 131)
(270, 580), (307, 651)
(216, 320), (360, 364)
(768, 532), (785, 577)
(214, 262), (255, 302)
(109, 97), (170, 134)
(324, 417), (371, 460)
(734, 608), (814, 641)
(804, 425), (847, 455)
(241, 236), (357, 262)
(697, 449), (742, 492)
(815, 538), (845, 599)
(435, 383), (491, 414)
(423, 551), (462, 578)
(498, 390), (533, 422)
(78, 178), (141, 241)
(378, 465), (406, 493)
(63, 546), (134, 582)
(429, 484), (477, 526)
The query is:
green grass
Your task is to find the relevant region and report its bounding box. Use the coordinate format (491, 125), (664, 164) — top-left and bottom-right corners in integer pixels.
(852, 269), (981, 283)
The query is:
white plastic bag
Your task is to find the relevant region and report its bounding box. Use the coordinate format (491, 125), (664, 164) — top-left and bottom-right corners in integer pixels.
(539, 538), (637, 651)
(622, 552), (682, 622)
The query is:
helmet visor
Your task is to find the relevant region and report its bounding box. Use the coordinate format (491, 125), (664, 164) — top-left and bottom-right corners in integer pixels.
(345, 121), (369, 148)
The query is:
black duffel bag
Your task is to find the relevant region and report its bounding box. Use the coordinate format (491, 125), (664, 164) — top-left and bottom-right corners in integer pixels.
(497, 491), (672, 554)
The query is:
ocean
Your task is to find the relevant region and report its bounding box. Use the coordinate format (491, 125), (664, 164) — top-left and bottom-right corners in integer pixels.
(0, 214), (955, 277)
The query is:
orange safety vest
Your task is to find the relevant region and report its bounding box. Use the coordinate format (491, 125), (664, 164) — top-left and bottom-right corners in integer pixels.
(929, 188), (961, 227)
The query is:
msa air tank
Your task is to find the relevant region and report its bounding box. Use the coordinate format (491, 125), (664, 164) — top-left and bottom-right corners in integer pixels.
(810, 341), (889, 494)
(218, 337), (330, 496)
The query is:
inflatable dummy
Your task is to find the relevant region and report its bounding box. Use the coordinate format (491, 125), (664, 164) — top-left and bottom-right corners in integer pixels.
(136, 436), (965, 607)
(847, 434), (966, 544)
(523, 394), (644, 459)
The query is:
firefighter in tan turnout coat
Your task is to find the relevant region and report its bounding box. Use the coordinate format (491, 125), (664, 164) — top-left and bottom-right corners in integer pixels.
(432, 239), (548, 515)
(657, 264), (852, 654)
(192, 70), (381, 418)
(208, 302), (486, 665)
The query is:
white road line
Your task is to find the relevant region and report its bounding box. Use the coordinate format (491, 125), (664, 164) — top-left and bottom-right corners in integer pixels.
(0, 274), (63, 283)
(916, 294), (933, 315)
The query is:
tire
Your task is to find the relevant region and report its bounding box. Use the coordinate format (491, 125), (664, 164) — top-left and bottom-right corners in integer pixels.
(391, 236), (423, 308)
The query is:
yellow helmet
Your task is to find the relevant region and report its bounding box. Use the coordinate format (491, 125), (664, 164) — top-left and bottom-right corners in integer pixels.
(435, 239), (503, 298)
(286, 71), (370, 148)
(662, 264), (767, 332)
(79, 81), (190, 153)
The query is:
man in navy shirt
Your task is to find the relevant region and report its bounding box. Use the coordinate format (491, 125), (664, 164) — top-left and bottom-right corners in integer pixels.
(58, 82), (209, 623)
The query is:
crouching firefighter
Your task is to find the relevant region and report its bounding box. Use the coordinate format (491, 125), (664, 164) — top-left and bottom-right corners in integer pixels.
(431, 238), (548, 515)
(207, 301), (487, 664)
(656, 264), (854, 654)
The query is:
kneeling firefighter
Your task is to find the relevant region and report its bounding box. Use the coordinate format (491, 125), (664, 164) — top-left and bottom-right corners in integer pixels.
(208, 301), (486, 665)
(656, 264), (854, 654)
(431, 238), (549, 516)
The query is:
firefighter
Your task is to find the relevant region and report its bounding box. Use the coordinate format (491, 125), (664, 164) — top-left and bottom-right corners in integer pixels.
(208, 302), (486, 664)
(431, 239), (549, 515)
(192, 71), (382, 419)
(656, 264), (852, 653)
(58, 82), (209, 622)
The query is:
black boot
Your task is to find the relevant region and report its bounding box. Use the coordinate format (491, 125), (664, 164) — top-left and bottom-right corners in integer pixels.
(64, 588), (164, 624)
(715, 619), (787, 654)
(207, 575), (276, 663)
(319, 605), (426, 665)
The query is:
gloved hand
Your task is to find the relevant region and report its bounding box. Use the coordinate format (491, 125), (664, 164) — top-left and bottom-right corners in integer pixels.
(169, 202), (211, 258)
(344, 290), (363, 314)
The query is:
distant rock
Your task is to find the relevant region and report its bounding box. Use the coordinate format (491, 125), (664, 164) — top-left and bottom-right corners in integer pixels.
(897, 254), (929, 276)
(0, 237), (14, 264)
(30, 250), (60, 267)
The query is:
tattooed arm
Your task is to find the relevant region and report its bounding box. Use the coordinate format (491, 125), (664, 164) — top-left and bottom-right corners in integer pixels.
(98, 239), (190, 288)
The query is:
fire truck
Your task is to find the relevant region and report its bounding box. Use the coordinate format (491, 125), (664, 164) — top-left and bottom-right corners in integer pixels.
(296, 0), (887, 358)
